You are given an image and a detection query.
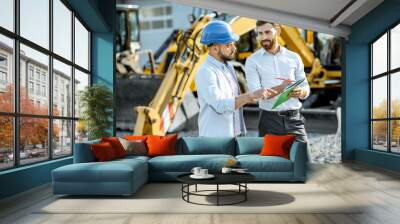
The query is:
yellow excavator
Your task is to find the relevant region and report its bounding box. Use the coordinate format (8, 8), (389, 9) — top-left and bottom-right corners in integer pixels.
(133, 14), (258, 135)
(130, 15), (342, 135)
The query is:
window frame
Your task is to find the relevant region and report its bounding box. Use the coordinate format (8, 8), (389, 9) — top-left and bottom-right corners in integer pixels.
(370, 20), (400, 154)
(0, 0), (92, 171)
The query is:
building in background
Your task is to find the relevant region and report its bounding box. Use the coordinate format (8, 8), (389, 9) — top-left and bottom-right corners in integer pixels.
(0, 41), (75, 157)
(119, 0), (194, 54)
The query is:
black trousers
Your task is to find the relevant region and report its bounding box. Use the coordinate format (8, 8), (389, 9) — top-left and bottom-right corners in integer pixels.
(258, 110), (308, 143)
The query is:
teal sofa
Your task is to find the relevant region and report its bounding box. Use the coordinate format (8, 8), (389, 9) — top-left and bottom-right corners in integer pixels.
(52, 137), (307, 196)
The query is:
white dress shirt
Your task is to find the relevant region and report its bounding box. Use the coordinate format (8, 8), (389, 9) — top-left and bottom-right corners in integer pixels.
(195, 55), (246, 137)
(245, 47), (310, 111)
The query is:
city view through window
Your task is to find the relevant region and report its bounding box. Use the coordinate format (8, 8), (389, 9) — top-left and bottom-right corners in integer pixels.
(0, 0), (91, 170)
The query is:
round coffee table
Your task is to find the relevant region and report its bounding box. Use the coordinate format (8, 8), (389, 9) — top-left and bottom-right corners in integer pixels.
(177, 172), (255, 206)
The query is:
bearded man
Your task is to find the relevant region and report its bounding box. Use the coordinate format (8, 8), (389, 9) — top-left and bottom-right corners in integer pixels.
(245, 20), (311, 142)
(195, 20), (286, 137)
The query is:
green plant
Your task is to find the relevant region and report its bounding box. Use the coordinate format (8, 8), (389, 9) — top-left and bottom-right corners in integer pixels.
(79, 84), (113, 140)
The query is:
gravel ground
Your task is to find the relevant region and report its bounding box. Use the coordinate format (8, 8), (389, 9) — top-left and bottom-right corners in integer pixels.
(307, 133), (341, 164)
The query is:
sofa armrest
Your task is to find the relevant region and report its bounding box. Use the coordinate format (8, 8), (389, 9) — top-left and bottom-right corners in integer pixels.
(289, 141), (307, 181)
(73, 140), (100, 163)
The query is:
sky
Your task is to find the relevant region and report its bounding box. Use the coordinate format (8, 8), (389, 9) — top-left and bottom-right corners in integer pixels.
(371, 29), (400, 108)
(0, 0), (89, 75)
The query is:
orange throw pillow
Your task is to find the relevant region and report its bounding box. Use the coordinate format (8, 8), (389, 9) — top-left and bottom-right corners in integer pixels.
(91, 142), (117, 161)
(124, 135), (148, 141)
(146, 134), (178, 157)
(101, 137), (126, 158)
(260, 134), (296, 159)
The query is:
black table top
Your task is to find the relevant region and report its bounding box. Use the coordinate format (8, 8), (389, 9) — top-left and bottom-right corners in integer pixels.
(177, 172), (255, 185)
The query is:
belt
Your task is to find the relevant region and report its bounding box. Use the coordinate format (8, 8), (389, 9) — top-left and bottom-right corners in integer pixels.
(263, 109), (299, 117)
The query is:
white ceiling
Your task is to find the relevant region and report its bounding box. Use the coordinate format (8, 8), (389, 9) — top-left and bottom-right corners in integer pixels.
(167, 0), (384, 37)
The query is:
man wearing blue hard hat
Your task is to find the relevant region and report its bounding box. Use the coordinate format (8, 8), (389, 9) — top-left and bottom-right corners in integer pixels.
(195, 20), (285, 137)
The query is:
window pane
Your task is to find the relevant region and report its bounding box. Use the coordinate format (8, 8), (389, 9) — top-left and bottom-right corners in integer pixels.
(75, 18), (89, 70)
(152, 20), (164, 29)
(153, 7), (164, 16)
(166, 6), (172, 15)
(0, 35), (14, 113)
(141, 8), (151, 18)
(0, 116), (13, 170)
(53, 119), (72, 158)
(372, 76), (387, 119)
(372, 121), (388, 151)
(74, 69), (89, 118)
(129, 11), (139, 42)
(372, 33), (387, 76)
(75, 120), (88, 143)
(0, 0), (14, 31)
(20, 117), (49, 165)
(116, 11), (126, 52)
(391, 72), (400, 118)
(20, 44), (49, 115)
(20, 0), (49, 49)
(391, 120), (400, 153)
(391, 24), (400, 70)
(53, 59), (72, 117)
(53, 0), (72, 60)
(166, 19), (173, 28)
(140, 21), (150, 30)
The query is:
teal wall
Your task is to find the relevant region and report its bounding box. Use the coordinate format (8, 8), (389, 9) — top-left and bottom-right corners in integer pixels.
(92, 32), (115, 136)
(91, 0), (116, 136)
(343, 0), (400, 171)
(0, 158), (72, 199)
(0, 0), (115, 200)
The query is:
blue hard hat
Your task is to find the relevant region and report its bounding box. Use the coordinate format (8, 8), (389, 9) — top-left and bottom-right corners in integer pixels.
(200, 20), (239, 45)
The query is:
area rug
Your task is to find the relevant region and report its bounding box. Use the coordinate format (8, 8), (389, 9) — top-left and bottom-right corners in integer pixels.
(37, 183), (362, 214)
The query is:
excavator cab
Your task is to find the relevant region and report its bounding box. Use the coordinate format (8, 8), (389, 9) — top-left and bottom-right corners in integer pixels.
(116, 4), (144, 75)
(116, 4), (140, 53)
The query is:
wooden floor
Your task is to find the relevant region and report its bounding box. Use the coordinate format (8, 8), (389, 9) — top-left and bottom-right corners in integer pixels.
(1, 162), (400, 224)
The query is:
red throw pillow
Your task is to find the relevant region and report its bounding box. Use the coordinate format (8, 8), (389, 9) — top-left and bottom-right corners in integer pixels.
(260, 134), (296, 159)
(91, 142), (117, 162)
(124, 135), (148, 142)
(146, 134), (178, 157)
(101, 137), (126, 158)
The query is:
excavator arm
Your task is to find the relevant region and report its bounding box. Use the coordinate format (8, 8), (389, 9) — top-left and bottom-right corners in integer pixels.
(134, 15), (212, 135)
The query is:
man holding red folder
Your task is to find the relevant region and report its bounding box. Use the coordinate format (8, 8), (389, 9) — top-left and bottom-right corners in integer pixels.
(245, 20), (310, 142)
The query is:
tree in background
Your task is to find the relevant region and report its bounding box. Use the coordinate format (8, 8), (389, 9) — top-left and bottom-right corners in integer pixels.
(372, 99), (387, 140)
(372, 99), (400, 144)
(0, 85), (13, 149)
(0, 85), (59, 152)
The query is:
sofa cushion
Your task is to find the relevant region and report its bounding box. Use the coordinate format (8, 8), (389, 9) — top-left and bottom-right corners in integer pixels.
(236, 137), (263, 155)
(178, 137), (235, 155)
(101, 137), (127, 158)
(260, 135), (296, 159)
(115, 155), (150, 164)
(91, 142), (118, 161)
(119, 138), (147, 156)
(124, 135), (148, 141)
(146, 134), (177, 157)
(236, 155), (293, 172)
(148, 154), (235, 172)
(52, 159), (147, 183)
